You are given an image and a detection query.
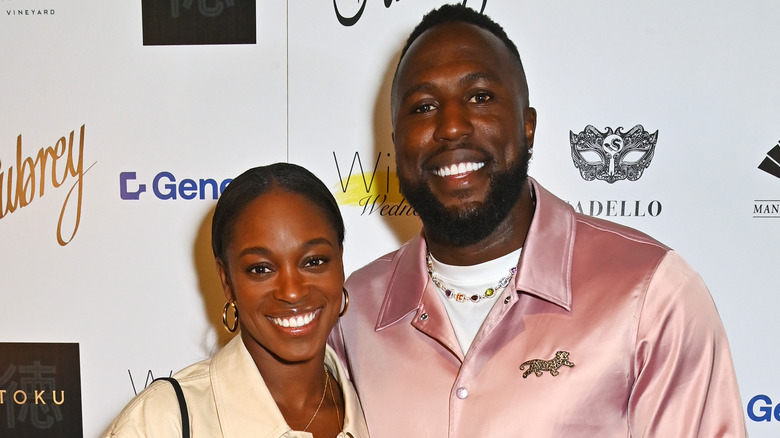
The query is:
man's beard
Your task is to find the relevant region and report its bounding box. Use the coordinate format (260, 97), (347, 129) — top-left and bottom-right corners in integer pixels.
(399, 154), (529, 247)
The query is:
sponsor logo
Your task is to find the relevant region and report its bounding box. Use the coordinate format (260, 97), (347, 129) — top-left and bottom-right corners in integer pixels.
(0, 125), (94, 245)
(568, 125), (662, 218)
(332, 151), (417, 217)
(758, 142), (780, 179)
(127, 370), (174, 396)
(752, 142), (780, 218)
(570, 200), (662, 218)
(5, 9), (55, 16)
(569, 125), (657, 183)
(141, 0), (256, 45)
(747, 394), (780, 422)
(119, 171), (231, 201)
(0, 343), (82, 436)
(334, 0), (487, 27)
(3, 0), (56, 17)
(753, 200), (780, 218)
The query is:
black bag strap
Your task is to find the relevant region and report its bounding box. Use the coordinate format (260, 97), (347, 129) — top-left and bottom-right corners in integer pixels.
(154, 377), (190, 438)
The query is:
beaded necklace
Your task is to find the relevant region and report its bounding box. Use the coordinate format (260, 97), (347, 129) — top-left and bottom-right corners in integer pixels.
(425, 250), (517, 303)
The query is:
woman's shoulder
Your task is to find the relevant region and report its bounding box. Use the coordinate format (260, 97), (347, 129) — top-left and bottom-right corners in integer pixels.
(102, 379), (188, 437)
(102, 357), (213, 437)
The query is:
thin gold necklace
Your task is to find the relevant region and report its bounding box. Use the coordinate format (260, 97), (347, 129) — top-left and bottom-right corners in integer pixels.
(326, 369), (342, 430)
(301, 367), (342, 432)
(302, 367), (328, 432)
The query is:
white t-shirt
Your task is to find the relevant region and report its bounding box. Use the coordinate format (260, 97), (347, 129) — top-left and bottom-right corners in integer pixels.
(429, 248), (522, 355)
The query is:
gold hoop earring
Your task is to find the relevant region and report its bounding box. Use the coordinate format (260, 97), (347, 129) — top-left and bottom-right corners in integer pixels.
(222, 301), (239, 333)
(339, 288), (349, 317)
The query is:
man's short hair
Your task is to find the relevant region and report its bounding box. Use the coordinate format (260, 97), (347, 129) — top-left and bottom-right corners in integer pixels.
(391, 3), (530, 114)
(397, 4), (523, 72)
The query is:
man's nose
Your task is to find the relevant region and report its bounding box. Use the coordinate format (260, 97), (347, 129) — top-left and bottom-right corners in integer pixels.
(433, 102), (474, 142)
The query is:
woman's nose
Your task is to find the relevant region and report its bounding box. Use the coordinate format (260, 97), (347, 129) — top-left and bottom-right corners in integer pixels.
(273, 268), (309, 304)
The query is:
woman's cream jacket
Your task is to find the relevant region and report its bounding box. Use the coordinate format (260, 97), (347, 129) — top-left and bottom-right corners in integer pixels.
(103, 335), (369, 437)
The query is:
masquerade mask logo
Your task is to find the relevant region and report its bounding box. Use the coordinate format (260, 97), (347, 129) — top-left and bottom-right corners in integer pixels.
(569, 125), (657, 183)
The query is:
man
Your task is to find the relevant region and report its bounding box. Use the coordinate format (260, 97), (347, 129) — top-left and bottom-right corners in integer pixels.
(331, 4), (746, 436)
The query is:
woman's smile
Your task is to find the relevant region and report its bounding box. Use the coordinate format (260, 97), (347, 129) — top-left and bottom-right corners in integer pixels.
(268, 308), (321, 330)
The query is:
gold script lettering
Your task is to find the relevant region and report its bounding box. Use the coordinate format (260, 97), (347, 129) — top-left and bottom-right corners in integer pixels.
(0, 124), (94, 245)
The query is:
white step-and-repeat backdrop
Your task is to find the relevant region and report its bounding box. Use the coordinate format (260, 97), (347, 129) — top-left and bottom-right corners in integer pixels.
(1, 1), (778, 436)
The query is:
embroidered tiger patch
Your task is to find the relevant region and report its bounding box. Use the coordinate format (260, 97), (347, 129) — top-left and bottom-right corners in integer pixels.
(519, 351), (575, 378)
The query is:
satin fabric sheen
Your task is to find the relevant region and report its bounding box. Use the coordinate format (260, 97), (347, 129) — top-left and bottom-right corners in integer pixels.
(331, 178), (746, 437)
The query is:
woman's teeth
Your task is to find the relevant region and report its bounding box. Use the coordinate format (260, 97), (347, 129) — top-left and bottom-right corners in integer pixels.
(272, 310), (318, 328)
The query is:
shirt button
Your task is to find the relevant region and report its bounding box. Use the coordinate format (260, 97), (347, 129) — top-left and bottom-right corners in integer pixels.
(420, 313), (429, 321)
(504, 296), (511, 304)
(456, 387), (469, 399)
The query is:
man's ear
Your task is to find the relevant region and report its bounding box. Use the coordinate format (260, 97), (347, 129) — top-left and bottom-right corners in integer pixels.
(215, 258), (234, 301)
(524, 107), (537, 148)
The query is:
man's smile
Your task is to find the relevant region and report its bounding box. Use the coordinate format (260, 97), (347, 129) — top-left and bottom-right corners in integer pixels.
(432, 162), (485, 177)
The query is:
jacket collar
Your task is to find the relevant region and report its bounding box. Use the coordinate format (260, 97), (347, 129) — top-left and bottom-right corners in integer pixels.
(376, 177), (575, 330)
(210, 336), (369, 438)
(210, 335), (292, 437)
(513, 178), (575, 310)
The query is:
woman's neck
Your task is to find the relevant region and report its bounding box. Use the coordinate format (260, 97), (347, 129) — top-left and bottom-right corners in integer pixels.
(241, 333), (344, 436)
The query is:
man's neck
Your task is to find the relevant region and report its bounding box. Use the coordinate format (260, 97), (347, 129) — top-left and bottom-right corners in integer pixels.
(425, 186), (535, 266)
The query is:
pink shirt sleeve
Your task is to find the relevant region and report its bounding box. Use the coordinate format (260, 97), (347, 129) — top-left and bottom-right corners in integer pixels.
(629, 252), (747, 436)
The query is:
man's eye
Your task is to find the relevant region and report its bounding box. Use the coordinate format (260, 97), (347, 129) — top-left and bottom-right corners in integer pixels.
(413, 103), (437, 114)
(469, 93), (492, 104)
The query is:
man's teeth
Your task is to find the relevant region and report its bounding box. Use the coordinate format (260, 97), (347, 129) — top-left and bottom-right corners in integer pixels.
(434, 162), (484, 177)
(272, 311), (317, 328)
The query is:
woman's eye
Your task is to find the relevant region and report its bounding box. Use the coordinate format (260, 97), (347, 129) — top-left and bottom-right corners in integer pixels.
(304, 257), (328, 268)
(469, 92), (492, 104)
(248, 264), (271, 275)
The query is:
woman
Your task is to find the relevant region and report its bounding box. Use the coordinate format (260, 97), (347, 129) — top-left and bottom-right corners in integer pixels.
(104, 163), (369, 437)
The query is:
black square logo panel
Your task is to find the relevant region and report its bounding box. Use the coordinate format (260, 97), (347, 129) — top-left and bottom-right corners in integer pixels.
(0, 343), (83, 437)
(142, 0), (257, 46)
